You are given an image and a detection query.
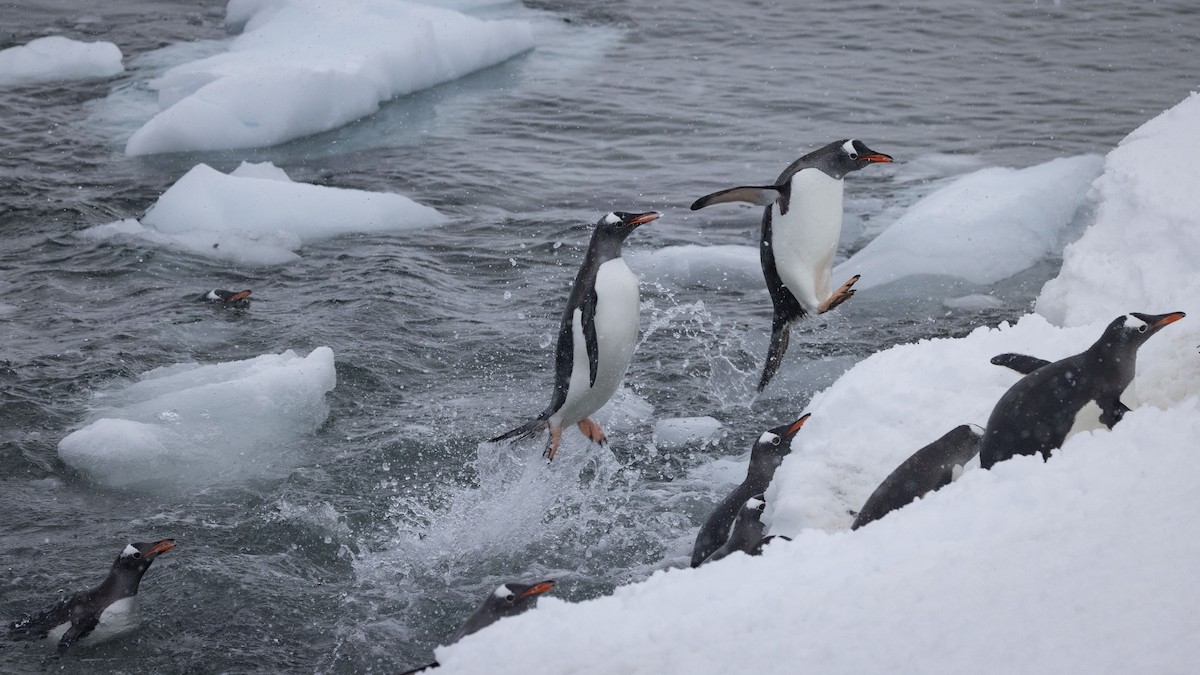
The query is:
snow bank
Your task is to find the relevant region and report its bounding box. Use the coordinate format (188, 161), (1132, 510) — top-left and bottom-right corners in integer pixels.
(78, 162), (446, 265)
(58, 347), (336, 489)
(0, 36), (123, 86)
(834, 154), (1104, 291)
(431, 95), (1200, 674)
(125, 0), (535, 154)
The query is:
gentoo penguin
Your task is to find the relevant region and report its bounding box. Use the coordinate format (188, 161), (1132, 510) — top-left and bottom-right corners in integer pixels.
(699, 494), (767, 566)
(979, 311), (1185, 469)
(851, 424), (983, 530)
(691, 414), (809, 567)
(490, 211), (660, 460)
(8, 539), (175, 652)
(400, 579), (555, 674)
(198, 289), (251, 308)
(691, 139), (893, 391)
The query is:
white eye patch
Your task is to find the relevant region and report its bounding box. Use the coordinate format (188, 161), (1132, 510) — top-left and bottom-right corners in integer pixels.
(121, 544), (138, 557)
(603, 212), (620, 225)
(493, 584), (512, 599)
(1123, 314), (1147, 329)
(758, 431), (780, 445)
(842, 140), (858, 156)
(746, 497), (766, 511)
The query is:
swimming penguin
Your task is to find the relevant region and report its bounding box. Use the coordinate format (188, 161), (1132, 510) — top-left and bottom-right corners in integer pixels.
(400, 579), (556, 674)
(691, 414), (809, 567)
(690, 140), (893, 391)
(198, 289), (251, 308)
(490, 211), (660, 460)
(700, 494), (768, 566)
(8, 539), (175, 652)
(979, 311), (1185, 469)
(851, 424), (983, 530)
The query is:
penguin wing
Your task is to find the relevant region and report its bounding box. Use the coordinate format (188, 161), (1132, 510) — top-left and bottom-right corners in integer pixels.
(57, 615), (99, 652)
(990, 353), (1052, 375)
(690, 185), (782, 210)
(1098, 397), (1131, 428)
(581, 287), (600, 387)
(7, 596), (75, 640)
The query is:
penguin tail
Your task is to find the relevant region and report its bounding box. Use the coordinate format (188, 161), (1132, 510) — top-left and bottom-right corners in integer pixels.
(489, 415), (549, 444)
(757, 316), (793, 392)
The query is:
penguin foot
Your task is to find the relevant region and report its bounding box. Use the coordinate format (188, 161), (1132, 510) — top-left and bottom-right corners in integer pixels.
(577, 418), (607, 446)
(818, 274), (860, 313)
(543, 425), (563, 461)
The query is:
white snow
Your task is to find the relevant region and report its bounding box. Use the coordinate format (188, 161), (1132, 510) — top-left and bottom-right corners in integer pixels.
(125, 0), (536, 155)
(651, 416), (724, 449)
(430, 94), (1200, 675)
(834, 154), (1104, 291)
(58, 347), (337, 489)
(0, 36), (123, 86)
(77, 162), (446, 265)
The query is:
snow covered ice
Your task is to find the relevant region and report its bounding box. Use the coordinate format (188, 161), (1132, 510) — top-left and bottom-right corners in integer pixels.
(58, 347), (336, 490)
(78, 162), (447, 265)
(430, 94), (1200, 675)
(124, 0), (536, 154)
(0, 36), (123, 86)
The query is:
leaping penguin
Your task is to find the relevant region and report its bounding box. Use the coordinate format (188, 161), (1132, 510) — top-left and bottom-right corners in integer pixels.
(490, 211), (659, 460)
(691, 414), (809, 567)
(691, 139), (892, 391)
(8, 539), (175, 652)
(979, 311), (1185, 469)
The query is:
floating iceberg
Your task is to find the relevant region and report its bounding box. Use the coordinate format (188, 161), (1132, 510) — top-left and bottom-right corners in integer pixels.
(125, 0), (536, 154)
(58, 347), (337, 489)
(0, 36), (123, 86)
(431, 94), (1200, 675)
(78, 162), (446, 265)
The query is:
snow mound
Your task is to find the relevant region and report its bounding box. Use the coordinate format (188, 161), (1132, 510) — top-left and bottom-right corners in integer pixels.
(125, 0), (536, 154)
(652, 417), (724, 449)
(835, 154), (1104, 291)
(627, 245), (760, 289)
(78, 162), (446, 265)
(0, 36), (123, 86)
(58, 347), (336, 489)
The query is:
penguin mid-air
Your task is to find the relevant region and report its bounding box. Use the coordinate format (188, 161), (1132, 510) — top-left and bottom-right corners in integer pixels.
(490, 211), (660, 461)
(979, 311), (1185, 469)
(8, 539), (175, 652)
(400, 579), (555, 674)
(851, 424), (983, 530)
(699, 494), (768, 566)
(691, 139), (893, 391)
(691, 413), (809, 567)
(199, 289), (252, 308)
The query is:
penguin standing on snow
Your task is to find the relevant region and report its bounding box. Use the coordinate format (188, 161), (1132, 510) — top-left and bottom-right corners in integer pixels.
(491, 211), (660, 460)
(851, 424), (983, 530)
(691, 414), (809, 567)
(691, 140), (893, 391)
(8, 539), (175, 652)
(699, 494), (768, 566)
(979, 311), (1185, 469)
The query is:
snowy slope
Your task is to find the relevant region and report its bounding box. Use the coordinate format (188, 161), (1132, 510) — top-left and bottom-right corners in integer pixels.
(432, 94), (1200, 675)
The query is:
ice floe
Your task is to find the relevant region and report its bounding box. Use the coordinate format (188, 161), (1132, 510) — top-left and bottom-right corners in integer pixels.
(0, 36), (123, 86)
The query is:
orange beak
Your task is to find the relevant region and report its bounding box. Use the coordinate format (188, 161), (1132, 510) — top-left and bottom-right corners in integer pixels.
(627, 212), (660, 227)
(228, 290), (251, 302)
(1153, 312), (1185, 327)
(147, 539), (176, 556)
(861, 153), (893, 163)
(787, 413), (811, 436)
(519, 580), (556, 599)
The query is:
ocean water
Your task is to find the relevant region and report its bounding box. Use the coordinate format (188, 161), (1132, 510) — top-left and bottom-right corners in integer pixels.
(1, 0), (1196, 672)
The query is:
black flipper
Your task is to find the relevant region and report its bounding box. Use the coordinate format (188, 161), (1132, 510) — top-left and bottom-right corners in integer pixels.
(990, 353), (1051, 375)
(581, 288), (599, 387)
(1098, 397), (1131, 428)
(57, 616), (99, 653)
(490, 296), (578, 445)
(690, 186), (782, 211)
(8, 597), (73, 641)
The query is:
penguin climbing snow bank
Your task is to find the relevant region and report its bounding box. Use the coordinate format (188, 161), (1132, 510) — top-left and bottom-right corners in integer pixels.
(490, 211), (659, 460)
(699, 494), (768, 566)
(8, 539), (175, 652)
(691, 414), (809, 567)
(851, 424), (983, 530)
(979, 311), (1185, 469)
(691, 139), (892, 391)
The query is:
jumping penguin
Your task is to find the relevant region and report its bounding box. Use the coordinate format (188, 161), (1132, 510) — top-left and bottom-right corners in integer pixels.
(691, 140), (892, 391)
(8, 539), (175, 652)
(691, 414), (809, 567)
(979, 311), (1185, 469)
(490, 211), (659, 460)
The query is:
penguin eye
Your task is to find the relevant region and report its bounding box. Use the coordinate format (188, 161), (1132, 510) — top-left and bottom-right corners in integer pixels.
(770, 436), (781, 446)
(132, 552), (142, 559)
(848, 151), (859, 160)
(1137, 324), (1148, 334)
(504, 593), (516, 603)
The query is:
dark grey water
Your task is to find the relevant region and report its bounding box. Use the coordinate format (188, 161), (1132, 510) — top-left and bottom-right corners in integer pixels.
(1, 0), (1197, 671)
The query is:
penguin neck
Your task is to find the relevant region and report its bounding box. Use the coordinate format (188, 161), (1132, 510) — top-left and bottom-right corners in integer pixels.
(743, 453), (782, 493)
(585, 233), (626, 267)
(1083, 338), (1138, 385)
(99, 567), (144, 600)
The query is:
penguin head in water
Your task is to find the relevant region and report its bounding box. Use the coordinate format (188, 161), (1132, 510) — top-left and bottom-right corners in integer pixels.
(452, 579), (556, 642)
(200, 289), (252, 308)
(109, 539), (174, 594)
(1094, 311), (1185, 354)
(750, 413), (810, 478)
(594, 211), (660, 242)
(818, 139), (893, 179)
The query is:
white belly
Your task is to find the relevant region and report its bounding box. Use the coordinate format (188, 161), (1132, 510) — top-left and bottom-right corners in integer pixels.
(47, 597), (140, 647)
(771, 169), (844, 313)
(553, 259), (640, 427)
(1065, 400), (1105, 440)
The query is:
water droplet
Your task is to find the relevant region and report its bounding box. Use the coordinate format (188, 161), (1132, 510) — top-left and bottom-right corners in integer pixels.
(503, 291), (512, 300)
